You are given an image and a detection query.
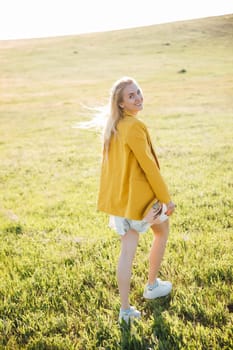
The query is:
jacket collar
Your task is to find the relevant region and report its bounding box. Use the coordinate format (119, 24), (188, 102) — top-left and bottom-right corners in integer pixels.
(123, 110), (137, 118)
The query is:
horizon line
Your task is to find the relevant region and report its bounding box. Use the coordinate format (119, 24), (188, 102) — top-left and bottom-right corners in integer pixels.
(0, 12), (232, 42)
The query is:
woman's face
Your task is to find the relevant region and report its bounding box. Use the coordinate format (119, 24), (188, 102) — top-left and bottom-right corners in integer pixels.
(120, 82), (143, 115)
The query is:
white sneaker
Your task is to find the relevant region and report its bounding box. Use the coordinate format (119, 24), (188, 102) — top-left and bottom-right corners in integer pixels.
(118, 306), (141, 323)
(143, 278), (172, 299)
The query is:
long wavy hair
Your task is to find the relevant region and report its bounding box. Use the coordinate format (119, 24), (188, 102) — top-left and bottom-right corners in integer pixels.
(103, 76), (136, 156)
(74, 77), (138, 157)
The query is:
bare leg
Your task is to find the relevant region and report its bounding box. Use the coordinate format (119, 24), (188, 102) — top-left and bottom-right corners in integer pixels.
(148, 219), (169, 285)
(117, 229), (139, 309)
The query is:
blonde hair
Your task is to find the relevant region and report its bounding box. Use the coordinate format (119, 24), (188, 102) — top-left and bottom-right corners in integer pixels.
(73, 77), (138, 157)
(103, 76), (136, 155)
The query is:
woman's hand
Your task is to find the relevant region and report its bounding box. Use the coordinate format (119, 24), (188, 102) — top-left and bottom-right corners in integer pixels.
(165, 201), (176, 216)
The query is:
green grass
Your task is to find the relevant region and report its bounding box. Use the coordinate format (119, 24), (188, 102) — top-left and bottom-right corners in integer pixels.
(0, 14), (233, 349)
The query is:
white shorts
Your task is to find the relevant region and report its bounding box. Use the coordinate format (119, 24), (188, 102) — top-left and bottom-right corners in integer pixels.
(109, 202), (168, 236)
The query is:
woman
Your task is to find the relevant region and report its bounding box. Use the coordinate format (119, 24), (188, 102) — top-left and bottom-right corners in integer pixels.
(97, 77), (175, 323)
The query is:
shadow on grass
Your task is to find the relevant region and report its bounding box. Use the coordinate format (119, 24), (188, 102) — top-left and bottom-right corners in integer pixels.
(120, 319), (152, 350)
(119, 296), (182, 350)
(150, 297), (182, 350)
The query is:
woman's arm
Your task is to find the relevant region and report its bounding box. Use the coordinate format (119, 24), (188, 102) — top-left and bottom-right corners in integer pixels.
(126, 121), (171, 204)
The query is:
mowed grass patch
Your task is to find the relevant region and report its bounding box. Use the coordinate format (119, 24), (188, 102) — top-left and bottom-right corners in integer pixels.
(0, 14), (232, 349)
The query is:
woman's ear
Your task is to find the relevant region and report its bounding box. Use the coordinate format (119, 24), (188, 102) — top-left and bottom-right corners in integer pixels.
(119, 104), (124, 109)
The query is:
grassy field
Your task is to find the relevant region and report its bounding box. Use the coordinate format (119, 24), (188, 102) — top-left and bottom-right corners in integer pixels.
(0, 14), (233, 349)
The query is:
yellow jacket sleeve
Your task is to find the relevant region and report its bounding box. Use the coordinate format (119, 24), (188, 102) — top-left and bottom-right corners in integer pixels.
(126, 121), (171, 204)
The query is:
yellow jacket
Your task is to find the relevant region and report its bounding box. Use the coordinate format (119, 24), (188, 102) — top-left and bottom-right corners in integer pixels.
(97, 112), (171, 220)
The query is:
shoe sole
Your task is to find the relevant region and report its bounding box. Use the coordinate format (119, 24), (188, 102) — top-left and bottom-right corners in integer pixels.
(119, 315), (141, 324)
(143, 287), (172, 299)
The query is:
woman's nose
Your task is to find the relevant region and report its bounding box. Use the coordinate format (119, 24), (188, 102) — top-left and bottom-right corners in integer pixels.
(137, 95), (143, 102)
